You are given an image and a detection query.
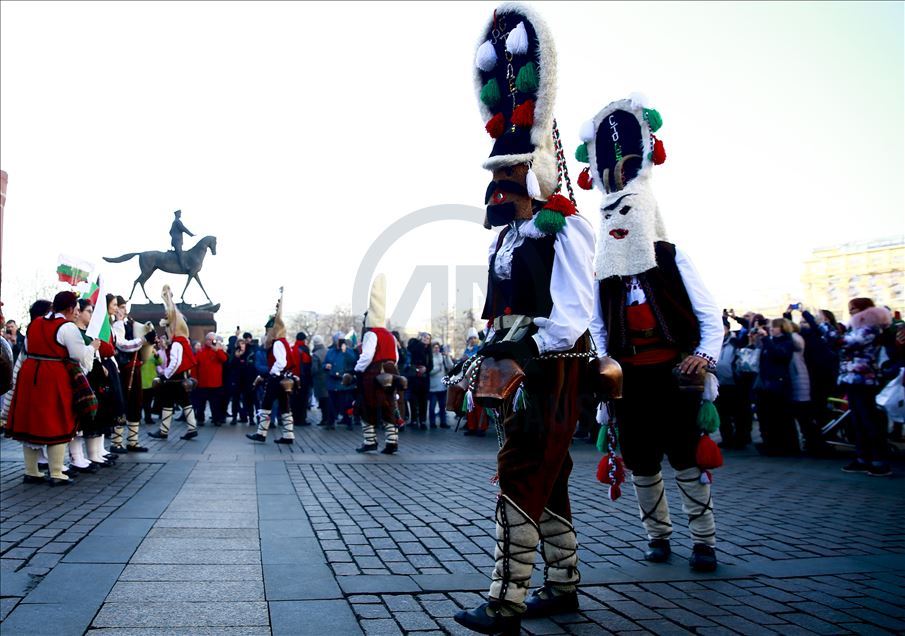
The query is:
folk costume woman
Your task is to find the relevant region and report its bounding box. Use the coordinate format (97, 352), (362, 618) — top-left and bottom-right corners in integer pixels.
(452, 5), (596, 633)
(148, 285), (199, 441)
(581, 96), (724, 572)
(6, 292), (98, 485)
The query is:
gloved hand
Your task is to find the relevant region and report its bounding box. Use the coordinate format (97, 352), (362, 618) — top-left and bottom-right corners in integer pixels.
(480, 338), (539, 362)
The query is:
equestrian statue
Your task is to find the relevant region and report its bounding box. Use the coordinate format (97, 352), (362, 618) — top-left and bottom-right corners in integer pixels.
(103, 210), (217, 304)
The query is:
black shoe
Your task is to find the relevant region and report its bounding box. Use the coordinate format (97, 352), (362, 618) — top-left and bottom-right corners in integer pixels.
(109, 445), (128, 454)
(147, 431), (168, 440)
(524, 584), (579, 618)
(868, 463), (892, 477)
(644, 539), (671, 563)
(23, 474), (46, 484)
(73, 464), (99, 474)
(274, 437), (293, 445)
(463, 429), (477, 436)
(842, 460), (869, 473)
(61, 468), (76, 477)
(143, 418), (155, 425)
(127, 445), (148, 453)
(180, 430), (198, 440)
(90, 460), (113, 468)
(380, 443), (398, 455)
(298, 420), (312, 427)
(198, 421), (205, 427)
(356, 443), (378, 453)
(239, 417), (249, 424)
(439, 423), (450, 429)
(246, 433), (266, 443)
(453, 602), (521, 635)
(690, 543), (717, 572)
(430, 423), (437, 429)
(48, 477), (74, 487)
(230, 419), (237, 426)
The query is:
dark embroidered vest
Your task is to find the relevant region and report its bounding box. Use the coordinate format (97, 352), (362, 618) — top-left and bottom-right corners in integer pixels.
(482, 229), (556, 320)
(599, 242), (700, 360)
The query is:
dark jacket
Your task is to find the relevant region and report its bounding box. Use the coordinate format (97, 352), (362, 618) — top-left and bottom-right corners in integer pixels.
(756, 334), (795, 396)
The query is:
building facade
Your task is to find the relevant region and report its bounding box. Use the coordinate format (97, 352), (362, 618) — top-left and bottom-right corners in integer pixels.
(802, 236), (904, 318)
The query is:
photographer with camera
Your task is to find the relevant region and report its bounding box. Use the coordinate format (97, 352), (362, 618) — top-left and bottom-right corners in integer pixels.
(194, 332), (228, 426)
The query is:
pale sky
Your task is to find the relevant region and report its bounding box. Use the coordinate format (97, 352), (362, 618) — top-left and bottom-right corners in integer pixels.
(1, 1), (903, 335)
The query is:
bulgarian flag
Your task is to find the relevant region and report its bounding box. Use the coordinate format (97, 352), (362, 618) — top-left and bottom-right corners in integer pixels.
(82, 275), (112, 342)
(57, 254), (92, 286)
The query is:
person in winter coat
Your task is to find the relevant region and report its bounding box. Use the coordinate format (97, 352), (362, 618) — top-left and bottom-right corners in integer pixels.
(406, 334), (433, 430)
(310, 335), (332, 427)
(838, 298), (893, 476)
(193, 333), (228, 425)
(753, 318), (798, 456)
(799, 308), (841, 428)
(428, 342), (453, 429)
(224, 338), (248, 424)
(292, 332), (313, 426)
(325, 333), (356, 428)
(714, 317), (744, 449)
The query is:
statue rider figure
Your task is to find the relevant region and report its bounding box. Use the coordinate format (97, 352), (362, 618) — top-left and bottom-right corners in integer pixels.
(169, 209), (195, 272)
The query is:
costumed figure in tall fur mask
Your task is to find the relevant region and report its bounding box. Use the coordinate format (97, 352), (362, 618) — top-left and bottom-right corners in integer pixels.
(578, 96), (724, 572)
(148, 285), (199, 441)
(246, 288), (299, 445)
(449, 5), (597, 633)
(352, 274), (405, 454)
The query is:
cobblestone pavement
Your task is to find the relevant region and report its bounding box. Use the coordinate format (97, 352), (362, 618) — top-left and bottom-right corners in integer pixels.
(1, 413), (903, 635)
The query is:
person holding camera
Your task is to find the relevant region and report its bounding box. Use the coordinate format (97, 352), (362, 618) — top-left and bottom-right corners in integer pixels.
(752, 318), (798, 456)
(194, 332), (228, 426)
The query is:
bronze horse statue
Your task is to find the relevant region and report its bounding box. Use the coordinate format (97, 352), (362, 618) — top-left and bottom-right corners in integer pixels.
(104, 236), (217, 304)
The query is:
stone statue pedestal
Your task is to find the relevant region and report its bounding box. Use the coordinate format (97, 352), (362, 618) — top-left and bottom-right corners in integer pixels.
(129, 303), (219, 344)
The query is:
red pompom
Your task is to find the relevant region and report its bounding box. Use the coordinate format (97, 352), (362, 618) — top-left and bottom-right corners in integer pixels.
(652, 135), (667, 165)
(596, 455), (625, 485)
(511, 100), (535, 127)
(485, 113), (505, 139)
(696, 435), (723, 470)
(609, 484), (622, 501)
(543, 193), (577, 216)
(577, 167), (593, 190)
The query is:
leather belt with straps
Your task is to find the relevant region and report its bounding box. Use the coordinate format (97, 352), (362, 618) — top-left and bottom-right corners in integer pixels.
(492, 314), (535, 331)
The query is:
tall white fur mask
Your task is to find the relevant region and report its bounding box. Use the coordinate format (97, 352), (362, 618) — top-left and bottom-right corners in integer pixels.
(578, 97), (670, 280)
(594, 173), (668, 279)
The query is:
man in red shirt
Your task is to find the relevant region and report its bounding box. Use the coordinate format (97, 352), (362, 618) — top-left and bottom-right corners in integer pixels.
(194, 332), (228, 426)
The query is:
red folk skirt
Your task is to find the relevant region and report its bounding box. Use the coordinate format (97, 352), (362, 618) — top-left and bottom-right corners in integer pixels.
(6, 357), (78, 445)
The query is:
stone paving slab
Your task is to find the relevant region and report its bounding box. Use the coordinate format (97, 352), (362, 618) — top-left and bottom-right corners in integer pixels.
(269, 599), (363, 635)
(3, 419), (904, 635)
(92, 601), (270, 628)
(105, 580), (266, 602)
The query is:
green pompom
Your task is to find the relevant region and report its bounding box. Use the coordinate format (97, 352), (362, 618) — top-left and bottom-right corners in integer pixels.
(534, 208), (566, 234)
(575, 143), (589, 163)
(697, 400), (720, 434)
(596, 424), (607, 453)
(515, 62), (538, 93)
(480, 79), (501, 107)
(643, 108), (663, 132)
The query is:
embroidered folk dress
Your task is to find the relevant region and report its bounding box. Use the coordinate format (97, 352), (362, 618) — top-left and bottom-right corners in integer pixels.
(5, 314), (90, 446)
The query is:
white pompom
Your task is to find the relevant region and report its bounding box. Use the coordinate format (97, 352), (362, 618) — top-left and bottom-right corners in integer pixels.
(505, 22), (529, 55)
(629, 92), (650, 108)
(579, 119), (595, 143)
(703, 372), (719, 401)
(475, 40), (497, 72)
(525, 167), (541, 199)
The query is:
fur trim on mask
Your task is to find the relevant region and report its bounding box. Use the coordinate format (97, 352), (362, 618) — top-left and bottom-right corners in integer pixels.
(586, 98), (654, 196)
(475, 3), (558, 201)
(161, 285), (189, 338)
(849, 306), (892, 330)
(483, 146), (558, 201)
(366, 274), (387, 329)
(593, 174), (669, 280)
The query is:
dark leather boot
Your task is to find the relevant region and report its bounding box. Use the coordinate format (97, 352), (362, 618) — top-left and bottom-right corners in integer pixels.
(690, 544), (717, 572)
(644, 539), (671, 563)
(355, 443), (378, 453)
(524, 584), (579, 618)
(453, 601), (521, 635)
